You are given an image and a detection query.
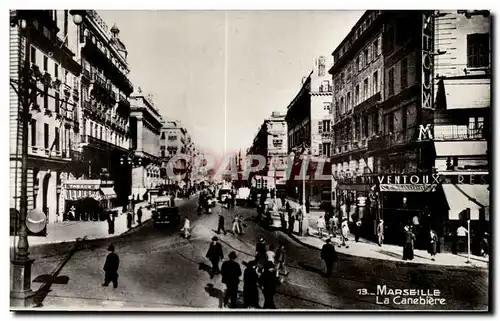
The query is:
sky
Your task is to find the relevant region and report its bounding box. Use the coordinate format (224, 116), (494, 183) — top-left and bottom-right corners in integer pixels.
(98, 10), (364, 158)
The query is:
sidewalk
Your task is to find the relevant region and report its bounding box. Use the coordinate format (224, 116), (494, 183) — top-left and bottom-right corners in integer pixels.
(275, 198), (489, 269)
(10, 196), (195, 247)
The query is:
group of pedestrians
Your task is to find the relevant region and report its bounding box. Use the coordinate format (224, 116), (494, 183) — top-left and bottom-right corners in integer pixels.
(205, 236), (284, 309)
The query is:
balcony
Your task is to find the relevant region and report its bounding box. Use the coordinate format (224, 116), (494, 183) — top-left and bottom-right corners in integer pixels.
(81, 135), (127, 152)
(353, 91), (382, 115)
(433, 127), (486, 141)
(319, 85), (333, 93)
(117, 96), (131, 117)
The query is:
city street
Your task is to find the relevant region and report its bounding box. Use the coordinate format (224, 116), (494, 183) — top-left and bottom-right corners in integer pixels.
(26, 196), (488, 310)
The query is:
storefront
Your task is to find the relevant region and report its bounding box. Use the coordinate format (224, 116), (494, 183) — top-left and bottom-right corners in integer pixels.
(440, 182), (489, 254)
(63, 180), (117, 221)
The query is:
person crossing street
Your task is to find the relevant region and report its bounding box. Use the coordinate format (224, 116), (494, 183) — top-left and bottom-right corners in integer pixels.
(206, 236), (224, 278)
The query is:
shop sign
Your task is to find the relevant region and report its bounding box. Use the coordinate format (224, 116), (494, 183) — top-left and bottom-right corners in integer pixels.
(379, 184), (436, 192)
(377, 174), (440, 185)
(64, 183), (100, 190)
(422, 11), (434, 109)
(417, 124), (433, 141)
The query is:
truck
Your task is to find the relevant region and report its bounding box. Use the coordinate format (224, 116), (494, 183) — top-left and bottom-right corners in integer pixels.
(152, 195), (181, 228)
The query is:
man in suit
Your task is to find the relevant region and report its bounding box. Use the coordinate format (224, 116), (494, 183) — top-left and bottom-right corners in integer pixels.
(221, 251), (242, 308)
(206, 236), (224, 278)
(102, 244), (120, 288)
(320, 238), (337, 277)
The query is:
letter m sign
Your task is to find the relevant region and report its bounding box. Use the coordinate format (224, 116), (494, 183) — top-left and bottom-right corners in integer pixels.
(417, 124), (433, 141)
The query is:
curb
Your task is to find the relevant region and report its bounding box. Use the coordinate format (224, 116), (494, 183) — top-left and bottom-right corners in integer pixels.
(266, 223), (488, 271)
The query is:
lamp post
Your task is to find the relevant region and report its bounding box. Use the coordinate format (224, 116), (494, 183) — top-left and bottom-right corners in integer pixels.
(291, 143), (310, 236)
(10, 10), (84, 308)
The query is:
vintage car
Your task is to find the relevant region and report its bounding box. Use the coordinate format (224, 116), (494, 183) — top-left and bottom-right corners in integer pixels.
(218, 188), (232, 203)
(152, 195), (180, 227)
(235, 187), (251, 206)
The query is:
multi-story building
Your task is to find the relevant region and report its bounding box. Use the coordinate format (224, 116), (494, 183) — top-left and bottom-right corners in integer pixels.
(10, 10), (82, 224)
(129, 91), (163, 201)
(64, 11), (134, 213)
(329, 10), (384, 221)
(286, 56), (333, 204)
(159, 120), (189, 187)
(431, 10), (491, 252)
(247, 111), (288, 190)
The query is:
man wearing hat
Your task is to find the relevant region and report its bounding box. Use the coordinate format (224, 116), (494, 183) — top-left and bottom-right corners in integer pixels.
(221, 251), (242, 308)
(102, 244), (120, 288)
(320, 238), (337, 278)
(206, 236), (224, 278)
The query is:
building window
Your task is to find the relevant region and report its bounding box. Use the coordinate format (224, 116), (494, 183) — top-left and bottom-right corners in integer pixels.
(373, 113), (379, 134)
(322, 143), (331, 157)
(346, 92), (351, 110)
(373, 70), (379, 94)
(387, 114), (394, 133)
(161, 132), (165, 139)
(168, 135), (177, 141)
(363, 78), (369, 100)
(355, 85), (360, 105)
(43, 87), (49, 110)
(55, 92), (60, 114)
(54, 63), (59, 79)
(323, 102), (331, 112)
(90, 122), (93, 137)
(401, 58), (408, 89)
(373, 39), (379, 58)
(44, 123), (49, 149)
(161, 150), (165, 158)
(340, 73), (344, 87)
(467, 33), (489, 68)
(386, 25), (395, 54)
(364, 49), (369, 67)
(323, 120), (331, 133)
(43, 56), (48, 71)
(30, 46), (37, 64)
(340, 97), (345, 114)
(363, 115), (369, 137)
(357, 56), (362, 71)
(388, 68), (395, 97)
(31, 120), (36, 146)
(346, 64), (352, 83)
(55, 127), (60, 151)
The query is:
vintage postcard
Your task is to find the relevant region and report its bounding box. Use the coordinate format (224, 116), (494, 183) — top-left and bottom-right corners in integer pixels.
(9, 9), (490, 311)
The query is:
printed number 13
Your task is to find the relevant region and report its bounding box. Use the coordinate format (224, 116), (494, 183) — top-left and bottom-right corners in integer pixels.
(357, 288), (368, 295)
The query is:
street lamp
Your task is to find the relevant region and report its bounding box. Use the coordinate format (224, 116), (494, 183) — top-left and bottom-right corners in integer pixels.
(10, 10), (84, 308)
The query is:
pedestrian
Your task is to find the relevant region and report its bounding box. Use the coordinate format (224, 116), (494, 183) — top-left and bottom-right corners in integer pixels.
(403, 226), (415, 260)
(107, 212), (115, 235)
(297, 207), (304, 235)
(275, 245), (288, 276)
(456, 225), (468, 253)
(255, 238), (267, 268)
(217, 214), (227, 235)
(221, 251), (242, 308)
(259, 261), (280, 309)
(126, 212), (132, 229)
(317, 216), (326, 239)
(182, 216), (191, 239)
(320, 238), (337, 277)
(266, 245), (276, 265)
(232, 214), (242, 235)
(137, 207), (143, 225)
(243, 260), (260, 309)
(328, 215), (337, 237)
(206, 236), (224, 278)
(428, 229), (438, 261)
(341, 219), (350, 248)
(288, 209), (296, 235)
(102, 244), (119, 288)
(377, 220), (384, 246)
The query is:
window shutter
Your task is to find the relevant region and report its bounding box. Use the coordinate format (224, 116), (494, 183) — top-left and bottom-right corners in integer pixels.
(368, 47), (372, 62)
(378, 36), (382, 56)
(318, 121), (323, 133)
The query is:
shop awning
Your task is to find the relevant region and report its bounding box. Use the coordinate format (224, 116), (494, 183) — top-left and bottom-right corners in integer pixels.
(439, 78), (490, 110)
(434, 141), (488, 157)
(100, 187), (117, 200)
(442, 184), (489, 220)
